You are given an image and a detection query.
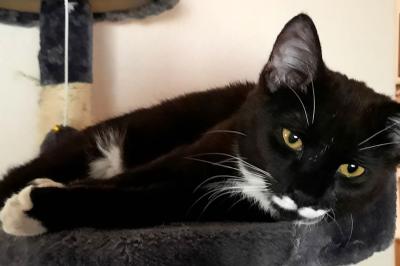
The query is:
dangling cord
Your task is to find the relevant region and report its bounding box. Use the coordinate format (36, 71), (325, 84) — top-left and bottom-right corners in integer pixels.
(62, 0), (70, 126)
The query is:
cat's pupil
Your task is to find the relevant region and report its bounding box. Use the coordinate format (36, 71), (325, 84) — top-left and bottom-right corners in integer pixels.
(288, 134), (299, 144)
(347, 164), (358, 173)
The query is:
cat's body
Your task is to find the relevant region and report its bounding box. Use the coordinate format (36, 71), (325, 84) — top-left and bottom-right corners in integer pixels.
(1, 14), (399, 237)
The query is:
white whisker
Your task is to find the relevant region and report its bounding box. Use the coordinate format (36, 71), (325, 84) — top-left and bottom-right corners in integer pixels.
(345, 214), (354, 246)
(199, 190), (238, 217)
(306, 66), (316, 125)
(190, 152), (274, 180)
(359, 119), (400, 146)
(311, 79), (316, 124)
(185, 157), (242, 172)
(206, 130), (247, 136)
(288, 86), (310, 126)
(228, 196), (246, 211)
(199, 183), (267, 217)
(359, 141), (400, 151)
(193, 175), (242, 193)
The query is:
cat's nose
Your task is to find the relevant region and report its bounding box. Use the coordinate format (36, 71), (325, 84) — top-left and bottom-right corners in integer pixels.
(290, 189), (317, 206)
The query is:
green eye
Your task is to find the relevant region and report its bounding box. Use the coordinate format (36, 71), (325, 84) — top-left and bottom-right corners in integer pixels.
(338, 163), (365, 178)
(282, 128), (303, 151)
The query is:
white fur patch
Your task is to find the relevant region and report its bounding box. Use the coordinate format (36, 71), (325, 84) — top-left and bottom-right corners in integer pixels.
(90, 129), (125, 179)
(0, 178), (63, 236)
(272, 195), (298, 211)
(237, 160), (276, 215)
(298, 207), (327, 219)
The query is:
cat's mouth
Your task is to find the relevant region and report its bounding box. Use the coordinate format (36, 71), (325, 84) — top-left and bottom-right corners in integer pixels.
(271, 195), (328, 223)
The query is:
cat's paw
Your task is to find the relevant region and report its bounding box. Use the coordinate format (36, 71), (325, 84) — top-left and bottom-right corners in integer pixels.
(0, 178), (64, 236)
(30, 178), (64, 188)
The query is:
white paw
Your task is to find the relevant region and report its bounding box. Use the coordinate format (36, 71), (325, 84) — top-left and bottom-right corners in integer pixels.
(0, 178), (64, 236)
(31, 178), (64, 188)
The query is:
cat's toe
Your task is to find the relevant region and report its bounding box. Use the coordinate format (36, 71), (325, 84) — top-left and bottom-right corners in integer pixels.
(30, 178), (64, 188)
(0, 179), (63, 236)
(0, 185), (47, 236)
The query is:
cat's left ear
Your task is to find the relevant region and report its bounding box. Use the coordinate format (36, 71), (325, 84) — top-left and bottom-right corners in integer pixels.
(261, 14), (323, 93)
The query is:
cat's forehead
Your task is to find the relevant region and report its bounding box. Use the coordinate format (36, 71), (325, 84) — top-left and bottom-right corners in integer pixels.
(277, 74), (394, 147)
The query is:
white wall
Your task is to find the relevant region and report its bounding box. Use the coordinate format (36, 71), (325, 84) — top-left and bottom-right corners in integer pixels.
(0, 25), (40, 175)
(92, 0), (396, 122)
(0, 0), (397, 264)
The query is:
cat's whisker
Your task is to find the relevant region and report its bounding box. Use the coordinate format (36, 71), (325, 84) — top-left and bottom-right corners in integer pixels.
(185, 157), (242, 172)
(199, 179), (269, 215)
(200, 190), (238, 217)
(199, 184), (246, 214)
(325, 208), (345, 238)
(188, 153), (275, 182)
(189, 152), (247, 163)
(306, 66), (316, 125)
(227, 195), (246, 211)
(193, 175), (242, 193)
(288, 86), (310, 127)
(205, 130), (247, 136)
(345, 214), (354, 247)
(358, 119), (400, 146)
(187, 186), (232, 215)
(190, 152), (275, 181)
(359, 141), (400, 151)
(242, 163), (275, 181)
(311, 83), (316, 124)
(200, 185), (269, 217)
(189, 177), (267, 216)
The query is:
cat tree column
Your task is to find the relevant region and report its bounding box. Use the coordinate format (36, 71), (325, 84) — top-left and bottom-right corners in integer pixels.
(0, 0), (178, 143)
(38, 0), (92, 140)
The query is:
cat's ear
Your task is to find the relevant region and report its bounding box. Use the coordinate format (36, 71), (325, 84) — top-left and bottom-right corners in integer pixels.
(261, 14), (323, 93)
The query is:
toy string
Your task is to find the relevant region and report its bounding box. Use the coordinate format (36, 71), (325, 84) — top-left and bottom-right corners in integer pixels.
(63, 0), (70, 126)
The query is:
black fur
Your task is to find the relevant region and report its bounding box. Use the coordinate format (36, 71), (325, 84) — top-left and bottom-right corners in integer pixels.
(1, 14), (399, 236)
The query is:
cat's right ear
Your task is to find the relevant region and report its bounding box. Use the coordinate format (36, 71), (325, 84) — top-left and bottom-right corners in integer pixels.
(260, 14), (323, 93)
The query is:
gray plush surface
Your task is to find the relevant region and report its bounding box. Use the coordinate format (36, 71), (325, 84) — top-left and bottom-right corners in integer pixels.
(0, 0), (179, 27)
(0, 171), (395, 266)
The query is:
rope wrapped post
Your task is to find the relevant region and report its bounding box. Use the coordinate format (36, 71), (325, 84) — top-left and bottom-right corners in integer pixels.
(38, 0), (92, 144)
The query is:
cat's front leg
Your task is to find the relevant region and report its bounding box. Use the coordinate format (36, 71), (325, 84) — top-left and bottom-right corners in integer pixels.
(0, 177), (194, 236)
(0, 178), (65, 236)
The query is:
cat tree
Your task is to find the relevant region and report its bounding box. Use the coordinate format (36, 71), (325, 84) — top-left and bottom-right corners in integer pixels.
(0, 1), (395, 265)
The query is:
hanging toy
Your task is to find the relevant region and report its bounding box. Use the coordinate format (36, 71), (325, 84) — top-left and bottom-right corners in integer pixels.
(40, 125), (79, 153)
(39, 0), (93, 154)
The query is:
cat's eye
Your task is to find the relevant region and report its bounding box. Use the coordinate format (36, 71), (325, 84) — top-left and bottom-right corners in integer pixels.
(337, 163), (365, 178)
(282, 128), (303, 151)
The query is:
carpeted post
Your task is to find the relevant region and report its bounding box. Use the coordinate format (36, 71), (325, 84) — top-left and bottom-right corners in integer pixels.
(38, 0), (93, 144)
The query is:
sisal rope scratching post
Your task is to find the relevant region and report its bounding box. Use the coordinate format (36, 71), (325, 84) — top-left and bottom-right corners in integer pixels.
(38, 0), (92, 147)
(0, 0), (179, 149)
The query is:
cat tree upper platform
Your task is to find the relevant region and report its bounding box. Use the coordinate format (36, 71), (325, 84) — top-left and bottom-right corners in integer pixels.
(0, 0), (150, 13)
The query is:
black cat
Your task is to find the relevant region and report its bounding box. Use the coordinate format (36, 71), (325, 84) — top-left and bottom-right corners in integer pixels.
(0, 14), (399, 237)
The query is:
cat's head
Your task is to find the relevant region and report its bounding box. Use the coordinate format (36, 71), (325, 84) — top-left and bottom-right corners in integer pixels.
(237, 14), (400, 223)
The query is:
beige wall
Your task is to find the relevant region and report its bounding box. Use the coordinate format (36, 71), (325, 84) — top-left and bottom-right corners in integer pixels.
(0, 0), (397, 264)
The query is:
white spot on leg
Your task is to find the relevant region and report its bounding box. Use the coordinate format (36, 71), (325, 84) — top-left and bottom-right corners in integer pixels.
(0, 178), (64, 236)
(90, 129), (125, 179)
(298, 207), (327, 219)
(272, 195), (298, 211)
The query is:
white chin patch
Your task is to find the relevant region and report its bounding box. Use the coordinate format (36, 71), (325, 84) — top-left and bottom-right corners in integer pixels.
(298, 207), (327, 219)
(236, 160), (276, 216)
(272, 195), (298, 211)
